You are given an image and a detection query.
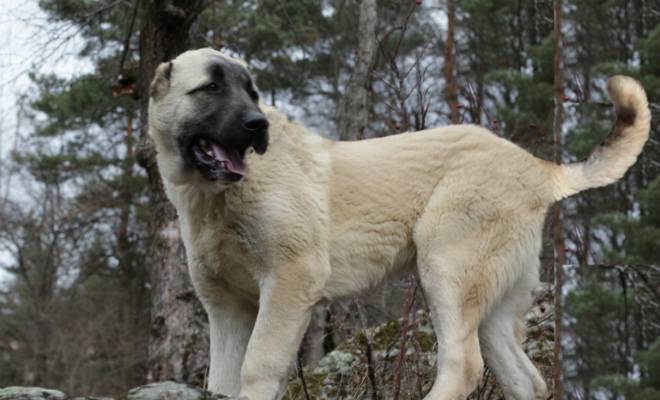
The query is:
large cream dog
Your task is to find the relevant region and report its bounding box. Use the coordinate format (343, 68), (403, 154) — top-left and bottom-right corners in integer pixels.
(148, 48), (650, 400)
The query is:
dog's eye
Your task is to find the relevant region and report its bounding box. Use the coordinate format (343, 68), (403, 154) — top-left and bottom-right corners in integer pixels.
(205, 82), (220, 92)
(245, 83), (258, 101)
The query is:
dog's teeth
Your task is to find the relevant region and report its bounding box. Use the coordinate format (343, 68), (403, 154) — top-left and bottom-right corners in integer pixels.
(199, 138), (207, 146)
(206, 149), (214, 157)
(220, 161), (226, 168)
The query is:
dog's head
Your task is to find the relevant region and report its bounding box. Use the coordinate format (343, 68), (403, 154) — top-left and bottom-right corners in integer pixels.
(148, 48), (268, 187)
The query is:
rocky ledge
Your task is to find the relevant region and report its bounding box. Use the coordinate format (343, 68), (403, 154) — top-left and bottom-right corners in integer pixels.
(0, 308), (553, 400)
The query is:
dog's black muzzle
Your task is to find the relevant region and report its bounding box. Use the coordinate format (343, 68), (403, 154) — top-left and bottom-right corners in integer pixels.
(181, 107), (270, 183)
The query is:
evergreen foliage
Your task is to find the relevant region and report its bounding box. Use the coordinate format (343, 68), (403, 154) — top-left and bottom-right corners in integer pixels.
(591, 335), (660, 399)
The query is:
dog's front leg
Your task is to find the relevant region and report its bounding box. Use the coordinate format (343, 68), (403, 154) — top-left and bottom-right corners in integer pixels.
(239, 258), (328, 400)
(204, 295), (258, 396)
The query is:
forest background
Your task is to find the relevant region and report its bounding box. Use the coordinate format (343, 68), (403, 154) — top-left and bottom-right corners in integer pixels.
(0, 0), (659, 399)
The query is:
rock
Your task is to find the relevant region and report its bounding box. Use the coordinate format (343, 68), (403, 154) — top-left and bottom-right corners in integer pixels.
(125, 381), (247, 400)
(0, 387), (72, 400)
(0, 382), (246, 400)
(0, 387), (112, 400)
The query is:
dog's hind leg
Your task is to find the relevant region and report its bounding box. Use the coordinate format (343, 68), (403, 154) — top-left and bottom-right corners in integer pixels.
(413, 190), (546, 400)
(414, 213), (494, 400)
(415, 248), (487, 400)
(479, 265), (547, 400)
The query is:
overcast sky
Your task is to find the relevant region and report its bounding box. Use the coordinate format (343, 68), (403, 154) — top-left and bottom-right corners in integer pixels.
(0, 0), (37, 283)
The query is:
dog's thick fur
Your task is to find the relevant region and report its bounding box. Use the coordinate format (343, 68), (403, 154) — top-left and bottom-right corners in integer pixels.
(148, 48), (651, 400)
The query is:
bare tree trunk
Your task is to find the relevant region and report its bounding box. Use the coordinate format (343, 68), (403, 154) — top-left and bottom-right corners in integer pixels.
(118, 114), (135, 389)
(304, 0), (378, 364)
(444, 0), (458, 124)
(336, 0), (378, 141)
(552, 0), (565, 398)
(135, 0), (210, 387)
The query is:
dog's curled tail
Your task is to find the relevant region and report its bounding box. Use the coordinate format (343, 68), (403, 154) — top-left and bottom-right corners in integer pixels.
(551, 75), (651, 201)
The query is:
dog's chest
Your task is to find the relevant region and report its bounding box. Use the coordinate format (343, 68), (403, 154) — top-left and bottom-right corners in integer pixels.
(182, 212), (263, 300)
(189, 206), (265, 258)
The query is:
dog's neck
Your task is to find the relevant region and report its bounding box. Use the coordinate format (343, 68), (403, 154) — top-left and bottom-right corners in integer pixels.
(165, 179), (226, 217)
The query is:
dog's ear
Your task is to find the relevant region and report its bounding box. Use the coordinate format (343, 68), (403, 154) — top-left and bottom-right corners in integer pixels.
(150, 61), (173, 100)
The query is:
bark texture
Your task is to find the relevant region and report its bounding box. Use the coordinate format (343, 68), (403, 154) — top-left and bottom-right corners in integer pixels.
(552, 0), (565, 398)
(444, 0), (458, 124)
(135, 0), (210, 387)
(336, 0), (378, 141)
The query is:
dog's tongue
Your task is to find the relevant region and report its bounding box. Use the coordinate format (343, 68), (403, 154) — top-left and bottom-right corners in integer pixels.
(210, 142), (246, 176)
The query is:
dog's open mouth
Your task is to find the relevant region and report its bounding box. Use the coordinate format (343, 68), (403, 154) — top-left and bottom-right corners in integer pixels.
(191, 137), (246, 181)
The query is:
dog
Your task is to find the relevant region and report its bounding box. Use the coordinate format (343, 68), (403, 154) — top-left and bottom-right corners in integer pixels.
(147, 48), (650, 400)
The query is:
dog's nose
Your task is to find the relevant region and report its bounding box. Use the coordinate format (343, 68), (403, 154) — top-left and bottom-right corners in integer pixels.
(242, 113), (269, 131)
(242, 112), (269, 155)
